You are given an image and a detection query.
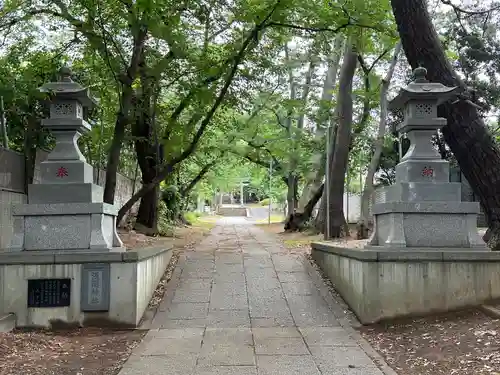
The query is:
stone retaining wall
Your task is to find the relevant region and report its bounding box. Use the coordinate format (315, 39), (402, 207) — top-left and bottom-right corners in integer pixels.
(311, 242), (500, 324)
(0, 246), (173, 328)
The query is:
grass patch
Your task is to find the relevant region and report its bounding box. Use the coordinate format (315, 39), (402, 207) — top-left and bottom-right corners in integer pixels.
(258, 223), (323, 252)
(259, 198), (270, 206)
(184, 212), (222, 230)
(254, 214), (285, 224)
(183, 211), (201, 223)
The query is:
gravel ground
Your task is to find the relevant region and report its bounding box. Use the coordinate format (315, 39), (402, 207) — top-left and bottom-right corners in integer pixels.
(0, 328), (145, 375)
(359, 310), (500, 375)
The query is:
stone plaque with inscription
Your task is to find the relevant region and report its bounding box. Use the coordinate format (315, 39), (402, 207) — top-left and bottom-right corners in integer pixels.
(27, 279), (71, 308)
(81, 263), (110, 311)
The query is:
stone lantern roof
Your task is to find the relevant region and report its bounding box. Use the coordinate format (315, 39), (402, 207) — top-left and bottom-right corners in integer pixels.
(388, 67), (459, 111)
(39, 66), (98, 109)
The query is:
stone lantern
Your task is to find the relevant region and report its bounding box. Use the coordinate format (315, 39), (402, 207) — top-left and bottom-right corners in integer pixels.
(367, 67), (485, 249)
(9, 66), (123, 252)
(35, 66), (97, 189)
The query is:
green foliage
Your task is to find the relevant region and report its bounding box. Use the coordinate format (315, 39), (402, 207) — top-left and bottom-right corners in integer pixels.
(161, 185), (182, 221)
(184, 211), (201, 224)
(260, 198), (271, 206)
(157, 200), (175, 236)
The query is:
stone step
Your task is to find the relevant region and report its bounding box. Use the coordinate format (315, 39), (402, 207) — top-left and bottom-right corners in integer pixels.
(0, 313), (16, 332)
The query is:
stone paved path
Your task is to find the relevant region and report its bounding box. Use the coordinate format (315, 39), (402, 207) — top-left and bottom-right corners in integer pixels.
(119, 218), (387, 375)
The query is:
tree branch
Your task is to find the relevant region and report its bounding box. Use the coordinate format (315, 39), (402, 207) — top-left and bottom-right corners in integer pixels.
(180, 161), (217, 197)
(441, 0), (500, 16)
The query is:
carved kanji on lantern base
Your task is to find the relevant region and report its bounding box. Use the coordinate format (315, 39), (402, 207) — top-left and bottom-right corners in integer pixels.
(56, 167), (68, 178)
(366, 67), (486, 250)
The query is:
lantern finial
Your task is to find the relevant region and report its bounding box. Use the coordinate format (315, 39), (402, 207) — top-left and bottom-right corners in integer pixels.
(58, 66), (73, 82)
(412, 66), (428, 83)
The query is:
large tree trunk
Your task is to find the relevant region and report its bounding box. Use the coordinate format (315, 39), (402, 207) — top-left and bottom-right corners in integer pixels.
(103, 29), (148, 205)
(285, 184), (324, 231)
(391, 0), (500, 249)
(298, 35), (344, 211)
(24, 111), (40, 192)
(315, 41), (358, 238)
(286, 173), (298, 216)
(356, 41), (402, 239)
(133, 55), (161, 235)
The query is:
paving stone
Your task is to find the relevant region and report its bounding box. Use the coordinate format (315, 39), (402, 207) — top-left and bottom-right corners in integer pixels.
(183, 262), (215, 272)
(251, 327), (301, 339)
(250, 316), (295, 327)
(288, 296), (340, 327)
(309, 346), (378, 369)
(210, 293), (248, 310)
(246, 280), (282, 292)
(214, 271), (246, 283)
(198, 344), (255, 366)
(299, 327), (357, 347)
(247, 290), (285, 304)
(256, 355), (321, 375)
(207, 309), (250, 328)
(173, 288), (210, 303)
(119, 354), (198, 375)
(320, 367), (385, 375)
(193, 366), (258, 375)
(203, 327), (253, 346)
(161, 302), (209, 319)
(212, 281), (247, 295)
(255, 337), (309, 355)
(151, 327), (204, 339)
(181, 269), (214, 279)
(243, 256), (273, 268)
(281, 281), (318, 296)
(176, 279), (212, 291)
(277, 271), (313, 283)
(141, 336), (202, 355)
(245, 269), (279, 281)
(249, 301), (291, 318)
(184, 253), (215, 261)
(154, 319), (207, 329)
(215, 254), (243, 264)
(216, 263), (245, 273)
(272, 257), (305, 272)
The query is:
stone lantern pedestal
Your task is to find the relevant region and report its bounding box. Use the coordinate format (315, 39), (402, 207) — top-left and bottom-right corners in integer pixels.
(0, 68), (173, 329)
(311, 67), (500, 324)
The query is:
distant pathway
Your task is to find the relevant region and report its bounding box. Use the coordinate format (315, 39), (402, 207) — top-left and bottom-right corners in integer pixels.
(119, 217), (389, 375)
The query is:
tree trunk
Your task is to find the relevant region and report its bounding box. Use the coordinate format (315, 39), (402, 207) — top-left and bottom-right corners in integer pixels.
(317, 41), (358, 239)
(24, 112), (39, 191)
(285, 183), (324, 231)
(103, 29), (148, 205)
(133, 56), (161, 235)
(356, 41), (402, 239)
(298, 35), (344, 211)
(391, 0), (500, 249)
(314, 116), (338, 232)
(286, 173), (298, 216)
